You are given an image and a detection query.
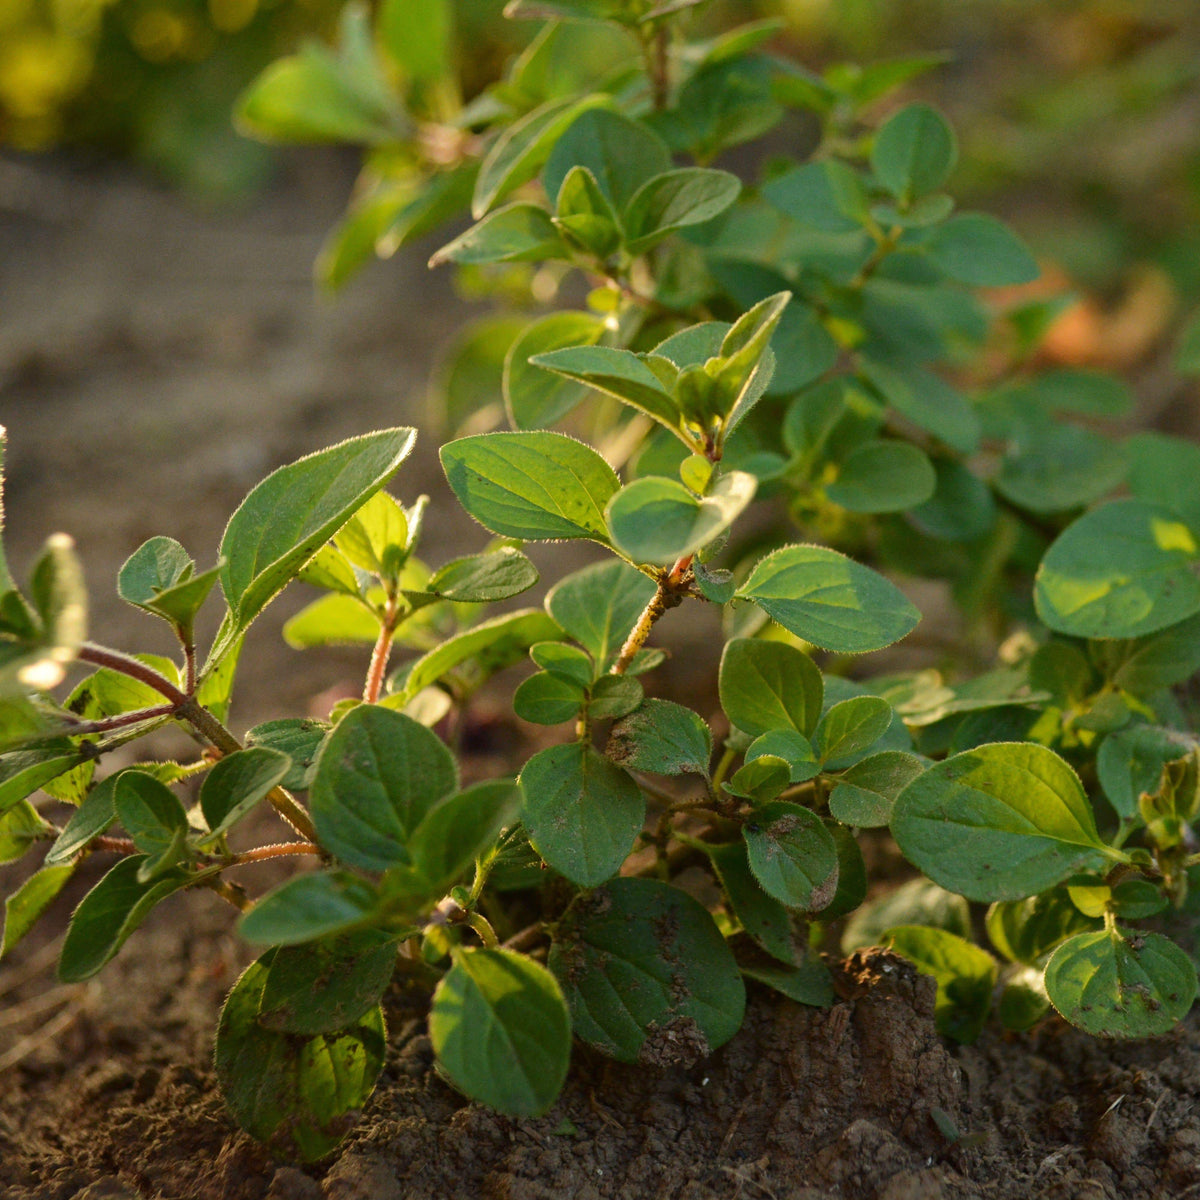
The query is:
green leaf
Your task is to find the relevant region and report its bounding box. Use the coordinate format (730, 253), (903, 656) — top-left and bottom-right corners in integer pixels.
(706, 839), (800, 965)
(860, 361), (981, 455)
(429, 203), (565, 267)
(891, 742), (1111, 902)
(737, 544), (920, 654)
(215, 429), (416, 656)
(623, 168), (741, 253)
(761, 160), (868, 233)
(1097, 725), (1193, 821)
(46, 771), (122, 864)
(398, 609), (561, 700)
(719, 637), (822, 738)
(545, 560), (656, 671)
(2, 862), (74, 957)
(416, 547), (539, 606)
(113, 772), (189, 880)
(554, 164), (622, 257)
(828, 750), (925, 828)
(814, 697), (893, 765)
(607, 699), (712, 777)
(586, 674), (642, 720)
(519, 742), (644, 886)
(283, 594), (379, 649)
(725, 755), (791, 804)
(215, 956), (386, 1160)
(199, 747), (292, 843)
(430, 948), (570, 1116)
(530, 641), (593, 686)
(1101, 612), (1200, 694)
(743, 802), (839, 910)
(1177, 310), (1200, 376)
(379, 0), (449, 83)
(405, 780), (522, 893)
(870, 102), (957, 200)
(473, 94), (611, 218)
(606, 471), (756, 566)
(0, 798), (52, 862)
(1044, 928), (1196, 1038)
(529, 345), (681, 432)
(245, 719), (329, 792)
(926, 213), (1039, 287)
(514, 671), (586, 724)
(505, 311), (606, 430)
(909, 457), (996, 542)
(258, 931), (396, 1036)
(995, 423), (1126, 514)
(745, 730), (819, 784)
(59, 855), (191, 981)
(882, 926), (996, 1042)
(0, 741), (84, 816)
(741, 961), (835, 1007)
(1126, 431), (1200, 532)
(841, 877), (969, 954)
(1035, 500), (1200, 639)
(310, 705), (457, 871)
(441, 431), (620, 543)
(985, 890), (1097, 967)
(543, 108), (671, 213)
(117, 537), (221, 631)
(827, 441), (936, 514)
(548, 877), (745, 1063)
(333, 491), (409, 578)
(239, 871), (381, 945)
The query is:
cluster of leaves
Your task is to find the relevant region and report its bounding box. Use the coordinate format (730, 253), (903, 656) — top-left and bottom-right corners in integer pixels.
(5, 0), (1200, 1164)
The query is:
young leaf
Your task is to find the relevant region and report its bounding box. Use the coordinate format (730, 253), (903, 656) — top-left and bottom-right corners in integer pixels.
(2, 861), (75, 957)
(548, 877), (745, 1063)
(216, 957), (386, 1161)
(199, 746), (292, 843)
(441, 431), (620, 543)
(814, 696), (894, 765)
(519, 742), (644, 886)
(117, 537), (221, 631)
(310, 705), (458, 871)
(926, 213), (1039, 286)
(743, 802), (839, 910)
(59, 856), (192, 981)
(985, 890), (1097, 967)
(1035, 500), (1200, 639)
(397, 608), (561, 701)
(1097, 725), (1193, 821)
(623, 167), (741, 253)
(606, 698), (713, 777)
(529, 345), (681, 432)
(606, 471), (756, 565)
(545, 560), (656, 671)
(429, 203), (566, 267)
(725, 754), (791, 804)
(1044, 928), (1196, 1038)
(283, 594), (380, 649)
(870, 102), (957, 200)
(828, 750), (925, 828)
(238, 871), (381, 945)
(745, 730), (819, 784)
(891, 743), (1111, 902)
(258, 930), (396, 1036)
(430, 948), (571, 1116)
(719, 637), (823, 738)
(514, 671), (587, 724)
(737, 544), (920, 654)
(379, 0), (450, 83)
(0, 798), (53, 862)
(214, 429), (416, 656)
(504, 311), (606, 430)
(882, 926), (996, 1043)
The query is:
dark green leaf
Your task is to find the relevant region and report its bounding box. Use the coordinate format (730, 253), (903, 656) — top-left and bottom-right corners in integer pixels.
(259, 931), (396, 1035)
(707, 839), (800, 965)
(623, 168), (741, 253)
(216, 956), (386, 1160)
(587, 674), (643, 720)
(861, 361), (981, 455)
(548, 877), (745, 1063)
(530, 641), (593, 686)
(744, 730), (819, 784)
(606, 698), (712, 777)
(117, 537), (221, 631)
(0, 741), (84, 816)
(926, 213), (1039, 287)
(909, 458), (996, 543)
(245, 720), (329, 792)
(827, 441), (936, 514)
(743, 802), (839, 910)
(441, 431), (619, 543)
(405, 780), (522, 893)
(1126, 431), (1200, 532)
(519, 742), (644, 886)
(1044, 928), (1196, 1038)
(113, 772), (189, 880)
(719, 637), (823, 737)
(828, 750), (925, 828)
(419, 547), (539, 606)
(545, 560), (656, 671)
(995, 423), (1126, 514)
(430, 948), (570, 1116)
(737, 544), (920, 654)
(505, 311), (606, 430)
(1101, 613), (1200, 694)
(814, 697), (893, 765)
(1097, 725), (1193, 821)
(514, 671), (586, 725)
(870, 102), (957, 200)
(1035, 500), (1200, 639)
(891, 743), (1111, 902)
(238, 871), (380, 945)
(741, 960), (835, 1007)
(199, 747), (292, 843)
(761, 160), (868, 233)
(725, 754), (791, 804)
(429, 203), (565, 267)
(310, 705), (457, 871)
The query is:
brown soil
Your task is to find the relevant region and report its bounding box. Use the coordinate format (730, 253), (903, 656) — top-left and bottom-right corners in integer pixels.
(3, 157), (1198, 1200)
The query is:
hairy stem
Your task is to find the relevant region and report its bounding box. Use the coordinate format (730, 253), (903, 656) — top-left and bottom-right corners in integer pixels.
(364, 602), (399, 704)
(78, 643), (189, 706)
(65, 704), (176, 736)
(611, 558), (691, 675)
(218, 841), (322, 868)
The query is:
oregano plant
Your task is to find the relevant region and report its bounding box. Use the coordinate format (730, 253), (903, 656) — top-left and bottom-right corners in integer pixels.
(4, 0), (1200, 1162)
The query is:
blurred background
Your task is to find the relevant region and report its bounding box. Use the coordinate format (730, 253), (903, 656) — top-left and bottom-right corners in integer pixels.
(1, 0), (1199, 719)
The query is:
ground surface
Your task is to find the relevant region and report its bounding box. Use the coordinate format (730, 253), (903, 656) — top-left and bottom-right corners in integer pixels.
(2, 155), (1199, 1200)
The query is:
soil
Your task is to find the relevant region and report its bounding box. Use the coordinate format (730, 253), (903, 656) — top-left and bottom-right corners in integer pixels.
(3, 155), (1200, 1200)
